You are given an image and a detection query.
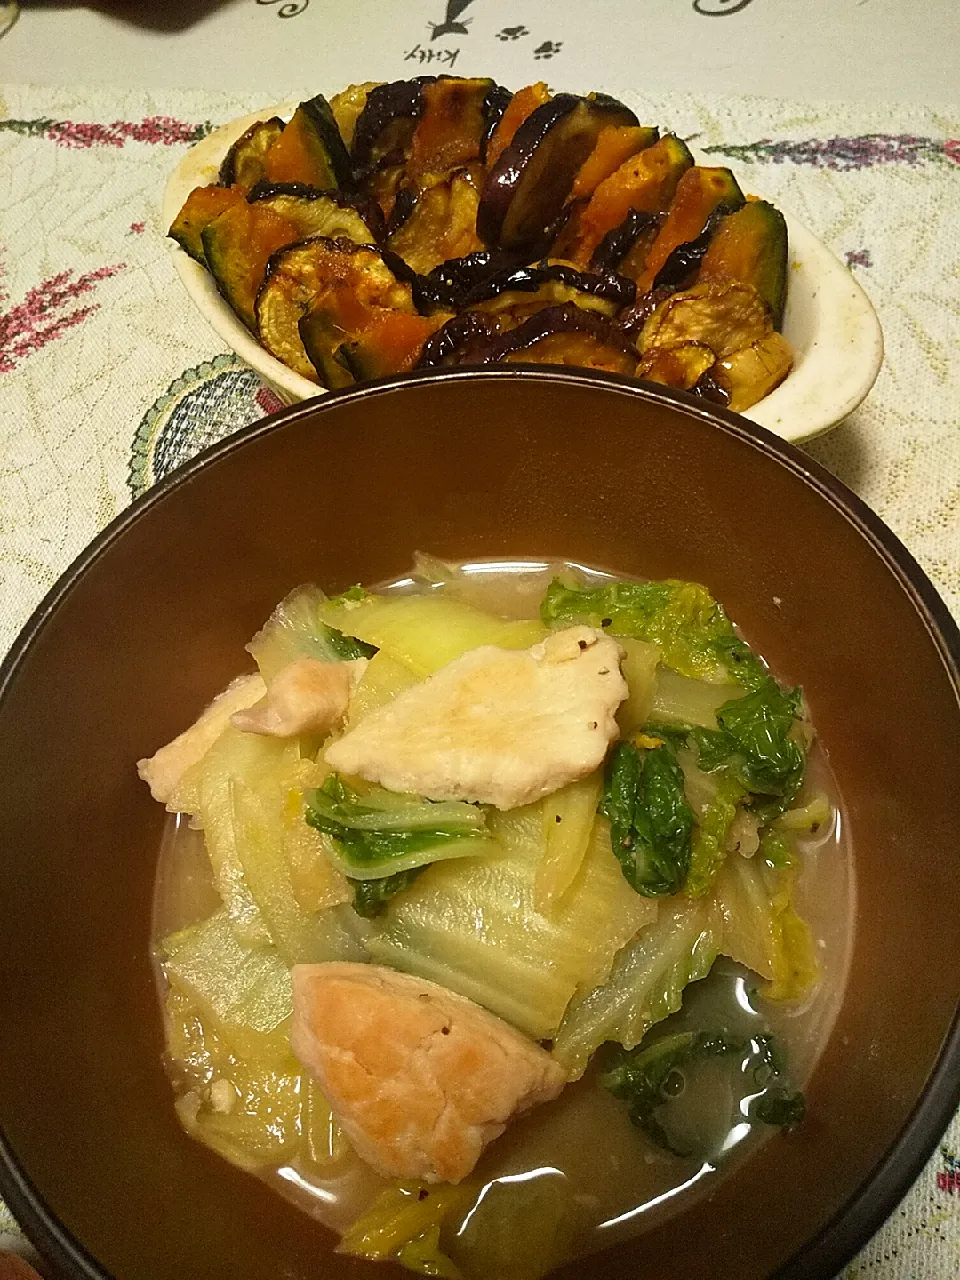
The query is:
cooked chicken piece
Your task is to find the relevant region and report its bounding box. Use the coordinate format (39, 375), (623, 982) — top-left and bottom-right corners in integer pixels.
(137, 672), (265, 807)
(291, 963), (567, 1183)
(230, 657), (367, 738)
(323, 626), (626, 810)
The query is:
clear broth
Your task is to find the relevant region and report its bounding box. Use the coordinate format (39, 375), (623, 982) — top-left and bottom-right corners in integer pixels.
(152, 558), (854, 1278)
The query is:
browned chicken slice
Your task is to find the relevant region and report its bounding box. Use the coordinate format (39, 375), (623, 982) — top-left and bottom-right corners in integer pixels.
(324, 626), (627, 810)
(137, 672), (265, 807)
(230, 656), (367, 738)
(291, 963), (567, 1184)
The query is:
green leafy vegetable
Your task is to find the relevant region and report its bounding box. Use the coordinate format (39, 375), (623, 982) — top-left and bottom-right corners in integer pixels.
(306, 775), (493, 880)
(324, 626), (378, 660)
(601, 1030), (747, 1155)
(351, 868), (425, 918)
(601, 741), (694, 897)
(685, 773), (746, 897)
(758, 826), (796, 870)
(541, 577), (764, 684)
(601, 1027), (806, 1156)
(691, 677), (805, 808)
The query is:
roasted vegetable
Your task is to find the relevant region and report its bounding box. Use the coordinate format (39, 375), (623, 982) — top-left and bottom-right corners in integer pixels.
(638, 278), (771, 359)
(406, 77), (495, 187)
(219, 116), (285, 189)
(698, 198), (789, 329)
(587, 207), (661, 274)
(201, 199), (304, 331)
(568, 134), (694, 268)
(479, 93), (639, 255)
(601, 740), (694, 897)
(715, 331), (794, 411)
(352, 78), (432, 172)
(262, 95), (353, 190)
(416, 310), (501, 368)
(635, 341), (718, 393)
(417, 249), (524, 310)
(570, 124), (659, 201)
(636, 166), (745, 294)
(256, 237), (416, 380)
(169, 184), (245, 265)
(300, 303), (449, 388)
(486, 302), (640, 373)
(387, 169), (483, 274)
(248, 182), (384, 245)
(484, 81), (550, 169)
(329, 81), (381, 149)
(460, 261), (636, 324)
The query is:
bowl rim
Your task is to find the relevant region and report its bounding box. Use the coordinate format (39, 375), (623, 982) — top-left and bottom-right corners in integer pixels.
(0, 367), (957, 1280)
(161, 102), (884, 445)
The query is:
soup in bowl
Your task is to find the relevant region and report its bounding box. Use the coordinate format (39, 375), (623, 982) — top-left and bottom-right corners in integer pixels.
(0, 370), (957, 1280)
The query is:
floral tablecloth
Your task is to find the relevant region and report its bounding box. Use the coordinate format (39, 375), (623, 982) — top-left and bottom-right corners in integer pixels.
(0, 81), (958, 1279)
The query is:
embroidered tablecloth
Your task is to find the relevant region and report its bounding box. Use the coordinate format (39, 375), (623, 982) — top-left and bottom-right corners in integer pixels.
(0, 80), (958, 1279)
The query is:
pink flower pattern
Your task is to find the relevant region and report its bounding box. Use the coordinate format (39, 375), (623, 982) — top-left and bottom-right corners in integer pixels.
(0, 115), (213, 148)
(0, 263), (125, 374)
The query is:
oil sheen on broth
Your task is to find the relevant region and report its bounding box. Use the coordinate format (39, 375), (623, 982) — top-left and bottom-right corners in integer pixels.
(151, 558), (853, 1278)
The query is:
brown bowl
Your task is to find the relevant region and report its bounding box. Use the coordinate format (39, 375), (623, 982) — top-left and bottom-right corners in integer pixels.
(0, 369), (958, 1280)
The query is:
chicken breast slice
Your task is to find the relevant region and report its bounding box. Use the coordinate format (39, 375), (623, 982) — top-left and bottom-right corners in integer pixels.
(291, 963), (567, 1183)
(230, 657), (367, 738)
(323, 626), (627, 810)
(137, 672), (265, 807)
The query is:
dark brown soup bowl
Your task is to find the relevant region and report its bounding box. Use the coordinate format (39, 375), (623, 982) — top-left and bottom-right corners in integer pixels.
(1, 370), (958, 1280)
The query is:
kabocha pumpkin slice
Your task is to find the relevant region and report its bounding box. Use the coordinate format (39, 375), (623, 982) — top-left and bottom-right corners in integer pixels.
(248, 182), (385, 245)
(487, 303), (639, 374)
(387, 170), (483, 275)
(256, 237), (416, 381)
(569, 134), (694, 268)
(478, 94), (640, 256)
(262, 96), (353, 191)
(460, 262), (636, 327)
(301, 303), (450, 389)
(634, 166), (745, 294)
(570, 125), (659, 202)
(219, 117), (285, 190)
(644, 205), (730, 293)
(202, 199), (303, 330)
(405, 78), (496, 188)
(169, 184), (245, 265)
(484, 81), (551, 170)
(698, 199), (789, 328)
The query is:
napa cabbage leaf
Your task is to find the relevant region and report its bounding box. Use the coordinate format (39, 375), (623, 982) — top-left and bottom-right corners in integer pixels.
(602, 740), (694, 897)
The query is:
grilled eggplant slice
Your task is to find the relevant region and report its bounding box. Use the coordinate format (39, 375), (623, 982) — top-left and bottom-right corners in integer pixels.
(417, 311), (501, 367)
(219, 117), (285, 190)
(638, 279), (771, 360)
(201, 199), (304, 330)
(636, 341), (718, 392)
(352, 78), (432, 172)
(569, 134), (694, 268)
(635, 166), (745, 293)
(480, 84), (512, 161)
(169, 184), (245, 264)
(256, 237), (416, 380)
(485, 82), (551, 170)
(262, 96), (352, 191)
(698, 199), (788, 329)
(650, 204), (731, 292)
(387, 169), (483, 275)
(570, 125), (659, 202)
(489, 302), (640, 373)
(406, 77), (495, 187)
(715, 330), (793, 410)
(248, 182), (384, 244)
(588, 208), (660, 274)
(460, 261), (635, 326)
(416, 250), (523, 310)
(478, 94), (639, 255)
(330, 82), (382, 148)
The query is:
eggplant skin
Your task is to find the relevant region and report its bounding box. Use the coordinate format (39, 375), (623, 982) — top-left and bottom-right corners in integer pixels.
(486, 302), (640, 365)
(478, 94), (638, 255)
(418, 250), (525, 311)
(590, 209), (660, 274)
(480, 84), (513, 161)
(247, 181), (387, 243)
(351, 78), (434, 169)
(417, 310), (501, 367)
(459, 261), (636, 310)
(652, 203), (734, 291)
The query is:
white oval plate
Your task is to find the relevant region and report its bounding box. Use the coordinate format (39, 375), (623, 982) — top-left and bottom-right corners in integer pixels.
(162, 104), (883, 443)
